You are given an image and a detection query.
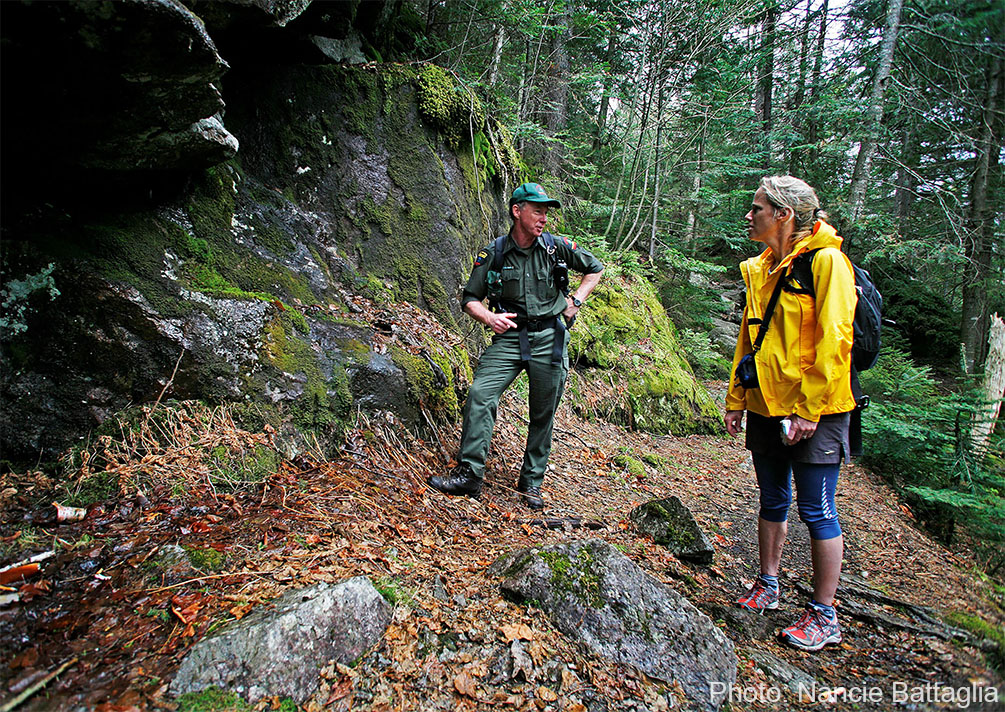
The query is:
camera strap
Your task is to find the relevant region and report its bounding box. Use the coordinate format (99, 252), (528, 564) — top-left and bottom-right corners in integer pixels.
(748, 267), (788, 354)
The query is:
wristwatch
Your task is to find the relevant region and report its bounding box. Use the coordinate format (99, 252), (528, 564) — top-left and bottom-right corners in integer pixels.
(571, 296), (583, 308)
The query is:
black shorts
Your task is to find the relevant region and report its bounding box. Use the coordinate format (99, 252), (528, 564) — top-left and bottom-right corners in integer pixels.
(745, 411), (850, 464)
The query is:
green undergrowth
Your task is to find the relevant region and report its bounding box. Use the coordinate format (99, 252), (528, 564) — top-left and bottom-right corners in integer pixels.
(374, 576), (419, 607)
(184, 546), (226, 572)
(858, 347), (1005, 573)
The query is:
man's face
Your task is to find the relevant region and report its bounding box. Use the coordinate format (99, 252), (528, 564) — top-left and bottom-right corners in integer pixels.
(513, 202), (549, 237)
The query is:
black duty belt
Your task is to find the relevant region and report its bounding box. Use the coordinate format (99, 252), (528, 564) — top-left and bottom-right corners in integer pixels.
(495, 315), (567, 365)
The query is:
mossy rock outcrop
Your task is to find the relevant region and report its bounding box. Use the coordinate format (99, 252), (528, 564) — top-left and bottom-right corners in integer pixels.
(566, 274), (722, 436)
(1, 57), (502, 464)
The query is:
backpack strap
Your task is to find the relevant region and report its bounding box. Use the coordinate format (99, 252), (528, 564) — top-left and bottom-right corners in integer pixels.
(491, 234), (507, 273)
(785, 248), (820, 296)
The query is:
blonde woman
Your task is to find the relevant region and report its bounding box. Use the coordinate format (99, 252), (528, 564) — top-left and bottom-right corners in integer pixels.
(724, 176), (857, 651)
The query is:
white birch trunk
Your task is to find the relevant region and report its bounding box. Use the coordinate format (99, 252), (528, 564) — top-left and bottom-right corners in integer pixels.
(971, 314), (1005, 455)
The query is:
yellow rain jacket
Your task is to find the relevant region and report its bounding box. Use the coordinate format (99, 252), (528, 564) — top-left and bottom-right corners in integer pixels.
(726, 220), (857, 421)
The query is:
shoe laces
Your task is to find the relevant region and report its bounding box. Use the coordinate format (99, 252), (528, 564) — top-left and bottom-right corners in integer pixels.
(745, 581), (776, 605)
(792, 608), (831, 636)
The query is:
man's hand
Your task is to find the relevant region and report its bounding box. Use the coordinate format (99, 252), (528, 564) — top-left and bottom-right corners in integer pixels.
(486, 311), (518, 334)
(783, 414), (817, 445)
(562, 297), (580, 321)
(724, 410), (744, 436)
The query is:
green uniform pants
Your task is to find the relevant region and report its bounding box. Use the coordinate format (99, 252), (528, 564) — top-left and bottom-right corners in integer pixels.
(458, 327), (569, 488)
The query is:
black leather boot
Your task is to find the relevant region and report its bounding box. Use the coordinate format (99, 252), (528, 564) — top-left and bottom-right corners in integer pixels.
(429, 464), (482, 498)
(517, 481), (544, 510)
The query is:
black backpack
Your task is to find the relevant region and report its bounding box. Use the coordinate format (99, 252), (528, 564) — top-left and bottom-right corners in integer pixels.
(786, 248), (883, 459)
(786, 248), (883, 373)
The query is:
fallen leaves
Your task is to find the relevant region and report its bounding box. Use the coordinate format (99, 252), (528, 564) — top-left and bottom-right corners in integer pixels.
(228, 602), (254, 620)
(453, 671), (478, 698)
(500, 622), (534, 642)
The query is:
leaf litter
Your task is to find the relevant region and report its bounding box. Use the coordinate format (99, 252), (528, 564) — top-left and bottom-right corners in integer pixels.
(0, 382), (1002, 711)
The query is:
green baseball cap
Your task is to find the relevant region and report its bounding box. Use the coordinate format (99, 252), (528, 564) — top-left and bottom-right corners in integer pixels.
(510, 182), (561, 208)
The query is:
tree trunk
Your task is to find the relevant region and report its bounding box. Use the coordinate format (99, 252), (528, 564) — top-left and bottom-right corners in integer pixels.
(594, 31), (617, 150)
(543, 1), (572, 176)
(487, 24), (506, 88)
(971, 314), (1005, 456)
(847, 0), (904, 223)
(755, 3), (777, 170)
(687, 106), (706, 256)
(649, 84), (665, 259)
(806, 0), (828, 165)
(961, 38), (1004, 372)
(894, 119), (917, 236)
(788, 0), (814, 172)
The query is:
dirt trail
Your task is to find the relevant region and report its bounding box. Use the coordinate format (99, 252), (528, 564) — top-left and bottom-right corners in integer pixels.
(1, 387), (1002, 711)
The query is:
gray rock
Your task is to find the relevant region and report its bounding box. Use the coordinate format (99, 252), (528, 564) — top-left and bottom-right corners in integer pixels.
(709, 317), (741, 353)
(3, 0), (233, 173)
(629, 497), (716, 565)
(746, 648), (817, 698)
(221, 0), (314, 27)
(169, 577), (391, 703)
(703, 602), (778, 641)
(495, 539), (737, 711)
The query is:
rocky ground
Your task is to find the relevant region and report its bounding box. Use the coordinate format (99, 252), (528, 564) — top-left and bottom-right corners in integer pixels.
(1, 383), (1003, 711)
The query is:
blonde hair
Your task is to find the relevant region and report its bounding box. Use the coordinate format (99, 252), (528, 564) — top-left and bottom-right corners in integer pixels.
(760, 175), (828, 244)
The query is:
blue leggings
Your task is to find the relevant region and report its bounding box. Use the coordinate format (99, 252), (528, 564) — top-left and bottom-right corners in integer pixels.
(754, 453), (842, 540)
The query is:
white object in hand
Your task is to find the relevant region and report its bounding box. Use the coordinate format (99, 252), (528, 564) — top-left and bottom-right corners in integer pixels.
(780, 418), (792, 440)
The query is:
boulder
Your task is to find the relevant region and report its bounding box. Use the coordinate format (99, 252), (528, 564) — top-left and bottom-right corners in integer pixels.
(629, 496), (715, 564)
(709, 317), (741, 354)
(494, 538), (736, 711)
(746, 648), (817, 698)
(1, 63), (500, 464)
(2, 0), (235, 177)
(169, 577), (391, 703)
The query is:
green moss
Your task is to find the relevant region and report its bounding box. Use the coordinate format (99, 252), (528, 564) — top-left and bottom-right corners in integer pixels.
(176, 687), (254, 712)
(390, 343), (460, 421)
(184, 546), (225, 572)
(262, 312), (353, 436)
(944, 611), (1005, 673)
(612, 454), (646, 479)
(336, 338), (372, 362)
(641, 452), (668, 468)
(374, 576), (418, 607)
(183, 164), (318, 308)
(208, 444), (281, 491)
(249, 215), (295, 256)
(539, 547), (604, 609)
(83, 214), (201, 319)
(415, 65), (482, 149)
(567, 274), (722, 436)
(61, 470), (119, 506)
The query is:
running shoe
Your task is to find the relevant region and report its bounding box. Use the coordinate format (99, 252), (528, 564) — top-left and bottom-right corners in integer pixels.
(737, 579), (780, 612)
(780, 605), (842, 651)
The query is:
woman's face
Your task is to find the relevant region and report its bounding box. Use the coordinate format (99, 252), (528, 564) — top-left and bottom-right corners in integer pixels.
(745, 187), (781, 244)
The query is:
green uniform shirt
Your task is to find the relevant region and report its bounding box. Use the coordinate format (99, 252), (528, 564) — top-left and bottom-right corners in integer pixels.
(462, 232), (604, 319)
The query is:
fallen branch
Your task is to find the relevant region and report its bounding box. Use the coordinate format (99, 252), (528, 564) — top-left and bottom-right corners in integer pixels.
(0, 657), (78, 712)
(522, 517), (606, 531)
(141, 570), (274, 594)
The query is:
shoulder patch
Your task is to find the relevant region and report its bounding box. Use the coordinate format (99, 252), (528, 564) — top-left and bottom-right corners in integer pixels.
(473, 249), (490, 267)
(561, 236), (578, 250)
